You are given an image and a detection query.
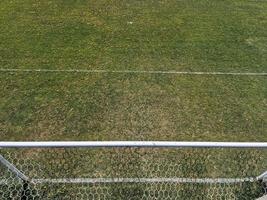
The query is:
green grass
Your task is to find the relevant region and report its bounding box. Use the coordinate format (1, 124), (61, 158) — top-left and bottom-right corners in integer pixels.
(0, 0), (266, 142)
(1, 1), (267, 199)
(1, 73), (266, 141)
(0, 0), (267, 72)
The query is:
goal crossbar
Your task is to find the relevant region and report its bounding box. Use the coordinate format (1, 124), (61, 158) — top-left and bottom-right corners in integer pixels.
(0, 141), (267, 148)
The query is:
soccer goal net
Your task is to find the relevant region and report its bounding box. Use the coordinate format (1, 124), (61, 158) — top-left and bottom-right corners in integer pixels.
(0, 141), (266, 200)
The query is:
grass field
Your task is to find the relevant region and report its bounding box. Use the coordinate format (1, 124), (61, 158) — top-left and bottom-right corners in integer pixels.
(0, 1), (267, 199)
(0, 0), (266, 142)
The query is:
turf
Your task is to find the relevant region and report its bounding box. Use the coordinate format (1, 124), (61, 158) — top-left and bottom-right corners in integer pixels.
(0, 0), (266, 141)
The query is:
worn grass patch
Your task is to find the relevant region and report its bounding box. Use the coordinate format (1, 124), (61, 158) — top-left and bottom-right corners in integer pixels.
(1, 73), (266, 141)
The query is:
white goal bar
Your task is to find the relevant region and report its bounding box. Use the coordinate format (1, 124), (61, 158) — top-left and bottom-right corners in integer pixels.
(0, 141), (267, 148)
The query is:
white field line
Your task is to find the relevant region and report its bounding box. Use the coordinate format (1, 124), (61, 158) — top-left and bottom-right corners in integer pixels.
(0, 68), (266, 76)
(30, 177), (255, 184)
(0, 177), (257, 185)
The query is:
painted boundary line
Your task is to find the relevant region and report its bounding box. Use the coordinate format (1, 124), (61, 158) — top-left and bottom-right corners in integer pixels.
(31, 177), (255, 184)
(0, 177), (256, 184)
(0, 68), (266, 76)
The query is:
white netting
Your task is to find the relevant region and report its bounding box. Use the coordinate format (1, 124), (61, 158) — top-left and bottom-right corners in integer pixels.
(0, 147), (266, 199)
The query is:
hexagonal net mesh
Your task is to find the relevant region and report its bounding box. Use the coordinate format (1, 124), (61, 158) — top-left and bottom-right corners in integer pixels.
(0, 147), (266, 200)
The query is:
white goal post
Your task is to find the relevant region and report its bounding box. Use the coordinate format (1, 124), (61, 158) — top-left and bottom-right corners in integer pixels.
(1, 141), (267, 148)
